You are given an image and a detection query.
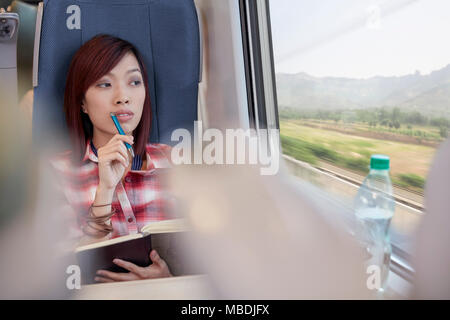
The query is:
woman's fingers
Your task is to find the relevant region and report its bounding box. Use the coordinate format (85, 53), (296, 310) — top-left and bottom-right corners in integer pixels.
(98, 134), (133, 162)
(150, 250), (164, 267)
(96, 269), (136, 282)
(94, 276), (115, 283)
(149, 250), (172, 278)
(113, 259), (145, 278)
(100, 142), (129, 163)
(102, 152), (128, 168)
(110, 134), (134, 146)
(94, 253), (171, 283)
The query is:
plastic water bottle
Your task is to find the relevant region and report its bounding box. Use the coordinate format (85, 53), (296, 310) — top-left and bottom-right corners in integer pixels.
(354, 154), (395, 293)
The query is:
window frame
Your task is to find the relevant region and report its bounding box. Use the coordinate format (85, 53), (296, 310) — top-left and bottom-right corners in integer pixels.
(239, 0), (279, 132)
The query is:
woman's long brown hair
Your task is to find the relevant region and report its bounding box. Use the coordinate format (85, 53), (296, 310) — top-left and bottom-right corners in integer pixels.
(64, 34), (152, 163)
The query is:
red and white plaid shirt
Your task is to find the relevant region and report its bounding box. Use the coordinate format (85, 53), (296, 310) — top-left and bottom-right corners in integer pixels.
(51, 141), (174, 240)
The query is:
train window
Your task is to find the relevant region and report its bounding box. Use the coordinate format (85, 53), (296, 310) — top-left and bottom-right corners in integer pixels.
(264, 0), (450, 263)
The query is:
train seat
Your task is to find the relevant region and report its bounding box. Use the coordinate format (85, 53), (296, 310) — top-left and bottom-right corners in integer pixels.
(32, 0), (200, 149)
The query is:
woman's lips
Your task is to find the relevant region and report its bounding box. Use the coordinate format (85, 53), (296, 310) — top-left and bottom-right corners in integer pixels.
(114, 111), (134, 122)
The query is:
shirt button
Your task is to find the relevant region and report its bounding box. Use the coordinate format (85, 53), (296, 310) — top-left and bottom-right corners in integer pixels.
(127, 217), (134, 223)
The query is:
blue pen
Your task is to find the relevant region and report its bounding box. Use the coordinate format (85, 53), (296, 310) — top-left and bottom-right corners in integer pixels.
(110, 112), (135, 158)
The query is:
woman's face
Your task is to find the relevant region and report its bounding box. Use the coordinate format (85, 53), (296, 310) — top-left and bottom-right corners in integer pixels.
(82, 52), (145, 136)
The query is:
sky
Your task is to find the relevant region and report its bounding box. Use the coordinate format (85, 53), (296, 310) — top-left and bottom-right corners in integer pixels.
(269, 0), (450, 78)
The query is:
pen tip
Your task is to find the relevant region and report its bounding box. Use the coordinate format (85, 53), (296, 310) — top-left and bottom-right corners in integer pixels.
(110, 112), (115, 116)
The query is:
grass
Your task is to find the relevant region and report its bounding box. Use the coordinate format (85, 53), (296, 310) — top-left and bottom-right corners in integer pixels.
(350, 141), (376, 148)
(280, 119), (438, 192)
(281, 134), (319, 165)
(397, 173), (426, 189)
(281, 134), (369, 174)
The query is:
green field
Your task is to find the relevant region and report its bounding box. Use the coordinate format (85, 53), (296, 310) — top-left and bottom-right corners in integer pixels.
(281, 119), (439, 192)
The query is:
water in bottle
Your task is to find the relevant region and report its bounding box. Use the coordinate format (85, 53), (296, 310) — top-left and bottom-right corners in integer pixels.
(354, 154), (395, 293)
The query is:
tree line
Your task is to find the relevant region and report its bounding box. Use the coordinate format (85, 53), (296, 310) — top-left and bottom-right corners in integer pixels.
(280, 107), (449, 138)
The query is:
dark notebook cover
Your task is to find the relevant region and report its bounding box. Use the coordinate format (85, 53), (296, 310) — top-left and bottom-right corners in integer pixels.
(76, 231), (203, 285)
(76, 234), (152, 285)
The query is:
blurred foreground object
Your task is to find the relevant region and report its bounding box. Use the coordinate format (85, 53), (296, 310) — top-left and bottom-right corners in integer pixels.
(413, 139), (450, 299)
(168, 162), (372, 299)
(0, 91), (70, 299)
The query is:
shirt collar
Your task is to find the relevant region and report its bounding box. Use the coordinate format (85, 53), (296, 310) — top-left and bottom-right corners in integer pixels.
(82, 140), (97, 163)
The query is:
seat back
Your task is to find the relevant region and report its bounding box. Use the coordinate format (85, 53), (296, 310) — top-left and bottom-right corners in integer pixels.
(33, 0), (200, 149)
(11, 0), (38, 98)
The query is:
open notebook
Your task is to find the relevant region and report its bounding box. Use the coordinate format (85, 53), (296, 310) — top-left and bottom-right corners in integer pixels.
(75, 219), (198, 284)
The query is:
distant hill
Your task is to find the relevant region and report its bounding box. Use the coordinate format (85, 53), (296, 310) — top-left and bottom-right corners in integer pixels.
(276, 64), (450, 119)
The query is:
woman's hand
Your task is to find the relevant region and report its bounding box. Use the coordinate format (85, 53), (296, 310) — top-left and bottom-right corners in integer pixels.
(94, 250), (173, 283)
(97, 134), (134, 191)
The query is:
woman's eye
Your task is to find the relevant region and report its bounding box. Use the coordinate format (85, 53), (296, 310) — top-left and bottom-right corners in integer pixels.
(131, 80), (142, 86)
(97, 82), (111, 88)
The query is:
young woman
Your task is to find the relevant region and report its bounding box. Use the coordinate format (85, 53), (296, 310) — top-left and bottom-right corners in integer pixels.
(52, 34), (174, 282)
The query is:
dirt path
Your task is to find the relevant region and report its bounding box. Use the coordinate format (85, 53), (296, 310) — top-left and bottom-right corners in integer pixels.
(298, 121), (440, 148)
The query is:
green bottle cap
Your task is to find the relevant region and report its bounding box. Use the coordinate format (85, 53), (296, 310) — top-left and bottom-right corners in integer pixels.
(370, 154), (390, 170)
